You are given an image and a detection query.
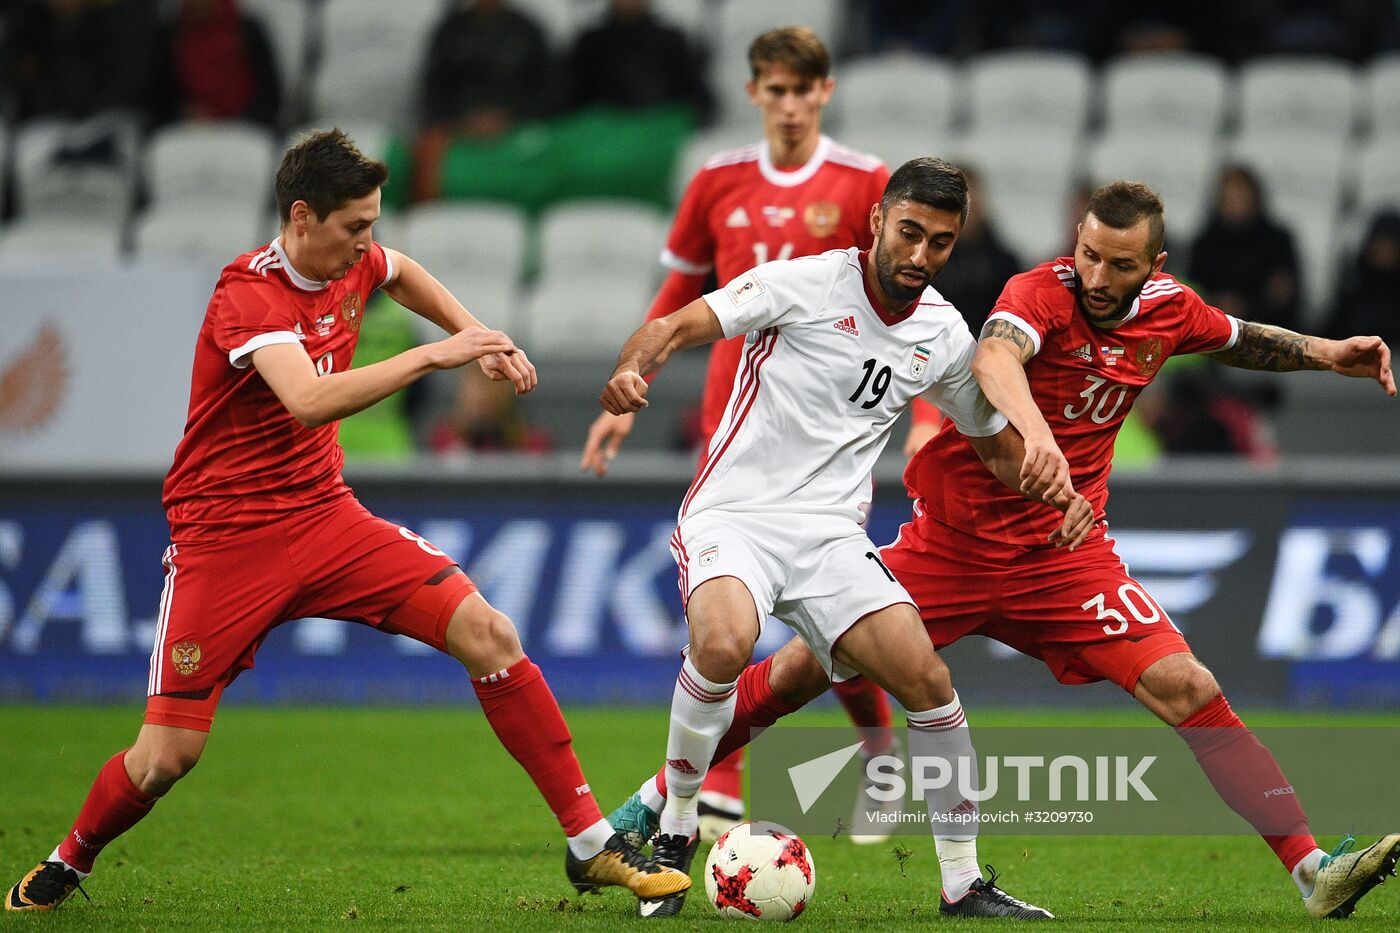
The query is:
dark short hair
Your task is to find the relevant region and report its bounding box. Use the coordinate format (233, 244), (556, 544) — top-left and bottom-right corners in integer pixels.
(749, 26), (830, 81)
(275, 129), (388, 222)
(881, 157), (970, 224)
(1085, 181), (1165, 256)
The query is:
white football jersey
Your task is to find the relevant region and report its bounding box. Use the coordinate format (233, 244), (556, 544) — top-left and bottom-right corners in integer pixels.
(679, 247), (1007, 526)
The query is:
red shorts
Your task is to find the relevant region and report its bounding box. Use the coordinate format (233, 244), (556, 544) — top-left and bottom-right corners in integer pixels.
(880, 507), (1188, 693)
(144, 497), (476, 731)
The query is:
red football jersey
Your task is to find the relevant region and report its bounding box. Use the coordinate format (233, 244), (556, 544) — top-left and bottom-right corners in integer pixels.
(906, 258), (1238, 546)
(162, 238), (393, 538)
(664, 135), (889, 438)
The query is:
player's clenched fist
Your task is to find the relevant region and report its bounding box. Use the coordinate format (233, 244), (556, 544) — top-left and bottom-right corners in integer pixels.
(600, 370), (650, 415)
(429, 328), (517, 370)
(1019, 431), (1070, 504)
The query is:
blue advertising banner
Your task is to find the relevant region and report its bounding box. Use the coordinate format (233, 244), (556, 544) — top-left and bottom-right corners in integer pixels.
(2, 480), (1399, 707)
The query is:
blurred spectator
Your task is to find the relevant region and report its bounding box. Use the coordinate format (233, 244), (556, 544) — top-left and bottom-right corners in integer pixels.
(932, 168), (1020, 332)
(2, 0), (161, 122)
(1140, 366), (1280, 462)
(1188, 166), (1301, 332)
(413, 0), (553, 201)
(1328, 210), (1400, 348)
(429, 366), (551, 455)
(864, 0), (970, 56)
(153, 0), (282, 128)
(567, 0), (712, 121)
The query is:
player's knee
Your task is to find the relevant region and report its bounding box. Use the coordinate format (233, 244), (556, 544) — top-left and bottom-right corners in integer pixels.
(893, 655), (954, 712)
(689, 628), (753, 683)
(1178, 664), (1222, 718)
(770, 641), (831, 706)
(448, 604), (522, 666)
(134, 745), (202, 796)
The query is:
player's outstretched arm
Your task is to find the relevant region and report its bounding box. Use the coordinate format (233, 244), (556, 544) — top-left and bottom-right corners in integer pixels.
(381, 247), (537, 395)
(972, 321), (1071, 499)
(1209, 322), (1396, 396)
(252, 328), (516, 428)
(598, 298), (724, 416)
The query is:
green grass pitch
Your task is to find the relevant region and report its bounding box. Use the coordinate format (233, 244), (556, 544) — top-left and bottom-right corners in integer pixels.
(2, 704), (1397, 930)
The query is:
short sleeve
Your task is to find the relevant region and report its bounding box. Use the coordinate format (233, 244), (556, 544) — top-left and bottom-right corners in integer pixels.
(1174, 283), (1240, 356)
(216, 276), (300, 369)
(922, 325), (1008, 437)
(703, 258), (819, 338)
(984, 267), (1066, 357)
(661, 170), (716, 275)
(365, 241), (393, 292)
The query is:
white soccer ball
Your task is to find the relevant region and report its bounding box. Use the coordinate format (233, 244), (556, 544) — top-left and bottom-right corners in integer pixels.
(704, 821), (815, 921)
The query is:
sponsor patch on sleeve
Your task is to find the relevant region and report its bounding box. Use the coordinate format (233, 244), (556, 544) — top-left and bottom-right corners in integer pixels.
(725, 270), (766, 307)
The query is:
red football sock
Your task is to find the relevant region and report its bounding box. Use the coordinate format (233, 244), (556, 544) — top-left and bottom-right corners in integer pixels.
(473, 657), (603, 837)
(1175, 695), (1317, 872)
(833, 675), (895, 755)
(701, 750), (745, 804)
(656, 654), (803, 800)
(58, 751), (156, 874)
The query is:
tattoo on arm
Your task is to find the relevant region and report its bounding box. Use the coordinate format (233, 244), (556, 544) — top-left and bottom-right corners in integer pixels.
(980, 319), (1035, 362)
(1209, 321), (1321, 372)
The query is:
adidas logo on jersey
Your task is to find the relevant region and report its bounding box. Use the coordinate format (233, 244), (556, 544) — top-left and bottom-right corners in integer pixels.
(725, 207), (750, 228)
(834, 315), (860, 337)
(1070, 343), (1093, 362)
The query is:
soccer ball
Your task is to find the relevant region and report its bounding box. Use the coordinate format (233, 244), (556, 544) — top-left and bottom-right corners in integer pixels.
(704, 821), (815, 921)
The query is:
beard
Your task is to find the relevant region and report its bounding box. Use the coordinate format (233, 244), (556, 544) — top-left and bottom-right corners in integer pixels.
(1077, 272), (1151, 323)
(874, 239), (933, 302)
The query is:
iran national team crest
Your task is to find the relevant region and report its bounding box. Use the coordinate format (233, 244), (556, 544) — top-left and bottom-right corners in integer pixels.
(699, 545), (720, 567)
(804, 201), (841, 237)
(910, 345), (931, 378)
(171, 641), (202, 676)
(341, 292), (363, 332)
(1136, 337), (1165, 378)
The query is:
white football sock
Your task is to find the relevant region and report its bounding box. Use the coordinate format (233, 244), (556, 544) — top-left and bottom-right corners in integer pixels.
(1293, 847), (1326, 897)
(637, 774), (664, 813)
(566, 817), (617, 861)
(906, 692), (982, 901)
(658, 656), (737, 838)
(46, 846), (90, 880)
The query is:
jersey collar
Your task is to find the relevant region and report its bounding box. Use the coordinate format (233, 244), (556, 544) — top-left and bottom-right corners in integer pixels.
(271, 237), (330, 292)
(758, 134), (831, 188)
(856, 250), (920, 327)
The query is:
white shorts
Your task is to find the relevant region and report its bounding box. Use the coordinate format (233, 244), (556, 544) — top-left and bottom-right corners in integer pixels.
(671, 509), (915, 682)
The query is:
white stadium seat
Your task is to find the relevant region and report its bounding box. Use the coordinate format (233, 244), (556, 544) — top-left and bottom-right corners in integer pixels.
(671, 127), (761, 203)
(1355, 138), (1400, 213)
(313, 0), (444, 131)
(1365, 54), (1400, 138)
(1102, 53), (1231, 137)
(948, 130), (1081, 265)
(522, 274), (655, 357)
(831, 54), (959, 138)
(240, 0), (312, 113)
(134, 204), (268, 263)
(512, 0), (580, 50)
(841, 127), (936, 174)
(402, 202), (530, 286)
(539, 200), (668, 281)
(13, 115), (140, 221)
(146, 122), (279, 207)
(1238, 56), (1359, 138)
(965, 50), (1093, 139)
(1087, 134), (1222, 246)
(0, 217), (124, 260)
(431, 271), (522, 339)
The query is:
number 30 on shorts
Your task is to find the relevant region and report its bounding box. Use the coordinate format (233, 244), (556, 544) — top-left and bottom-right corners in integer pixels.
(1080, 583), (1162, 635)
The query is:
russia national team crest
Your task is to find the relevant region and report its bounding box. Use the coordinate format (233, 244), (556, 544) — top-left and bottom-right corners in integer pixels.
(910, 344), (931, 378)
(804, 201), (841, 237)
(171, 641), (202, 676)
(1136, 337), (1165, 378)
(341, 292), (363, 332)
